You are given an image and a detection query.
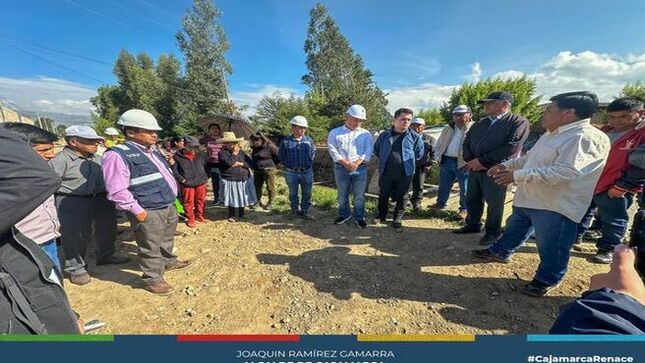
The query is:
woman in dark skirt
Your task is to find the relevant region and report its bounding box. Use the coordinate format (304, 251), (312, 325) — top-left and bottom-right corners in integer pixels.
(249, 132), (279, 210)
(217, 132), (257, 222)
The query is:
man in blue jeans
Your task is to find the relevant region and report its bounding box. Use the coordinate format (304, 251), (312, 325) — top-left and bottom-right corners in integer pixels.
(278, 116), (316, 220)
(473, 91), (610, 297)
(328, 105), (374, 228)
(431, 105), (474, 219)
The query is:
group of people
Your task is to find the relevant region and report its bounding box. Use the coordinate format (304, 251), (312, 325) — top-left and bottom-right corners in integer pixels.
(0, 89), (643, 335)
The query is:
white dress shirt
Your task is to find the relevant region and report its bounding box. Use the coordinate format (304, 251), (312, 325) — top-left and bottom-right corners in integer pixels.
(502, 119), (610, 223)
(444, 127), (464, 157)
(327, 125), (374, 163)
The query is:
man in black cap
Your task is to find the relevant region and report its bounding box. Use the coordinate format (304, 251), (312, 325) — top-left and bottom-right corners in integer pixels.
(454, 91), (530, 245)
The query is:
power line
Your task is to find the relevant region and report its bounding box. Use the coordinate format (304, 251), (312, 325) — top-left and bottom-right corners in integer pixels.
(0, 40), (109, 84)
(100, 0), (177, 33)
(63, 0), (166, 41)
(0, 33), (113, 68)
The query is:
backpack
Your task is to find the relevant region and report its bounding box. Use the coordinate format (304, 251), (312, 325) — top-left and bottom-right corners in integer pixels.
(0, 229), (80, 334)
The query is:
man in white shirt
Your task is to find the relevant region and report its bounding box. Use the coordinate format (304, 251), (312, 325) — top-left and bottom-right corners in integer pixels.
(328, 105), (374, 228)
(473, 91), (610, 297)
(431, 105), (474, 219)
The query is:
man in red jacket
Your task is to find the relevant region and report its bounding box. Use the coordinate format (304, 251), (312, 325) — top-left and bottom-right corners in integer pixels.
(591, 98), (645, 264)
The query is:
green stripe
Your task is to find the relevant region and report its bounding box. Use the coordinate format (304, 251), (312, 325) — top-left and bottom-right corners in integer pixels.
(0, 335), (114, 342)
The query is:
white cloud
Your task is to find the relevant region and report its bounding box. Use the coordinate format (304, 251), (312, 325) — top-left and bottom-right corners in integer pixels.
(386, 51), (645, 112)
(492, 51), (645, 102)
(230, 84), (303, 116)
(466, 62), (482, 82)
(384, 83), (457, 113)
(0, 76), (96, 115)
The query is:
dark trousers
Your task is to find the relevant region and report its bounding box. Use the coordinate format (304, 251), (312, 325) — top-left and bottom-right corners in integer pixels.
(594, 191), (634, 253)
(254, 167), (277, 204)
(207, 163), (220, 201)
(465, 171), (507, 236)
(377, 173), (413, 221)
(410, 168), (427, 206)
(127, 205), (178, 284)
(56, 195), (117, 276)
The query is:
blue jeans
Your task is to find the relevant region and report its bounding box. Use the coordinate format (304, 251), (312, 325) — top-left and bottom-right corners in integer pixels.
(437, 156), (468, 211)
(334, 164), (368, 220)
(284, 169), (313, 213)
(41, 238), (61, 273)
(490, 206), (577, 286)
(594, 191), (634, 252)
(576, 202), (597, 241)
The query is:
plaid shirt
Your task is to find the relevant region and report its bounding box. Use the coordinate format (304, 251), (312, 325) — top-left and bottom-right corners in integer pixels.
(278, 135), (316, 170)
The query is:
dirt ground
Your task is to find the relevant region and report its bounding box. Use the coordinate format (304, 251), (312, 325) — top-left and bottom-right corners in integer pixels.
(65, 192), (610, 335)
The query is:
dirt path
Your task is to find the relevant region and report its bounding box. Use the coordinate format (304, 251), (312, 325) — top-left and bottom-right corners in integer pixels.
(65, 199), (609, 335)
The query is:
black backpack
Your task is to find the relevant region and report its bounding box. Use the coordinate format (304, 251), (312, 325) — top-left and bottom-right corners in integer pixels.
(0, 229), (80, 334)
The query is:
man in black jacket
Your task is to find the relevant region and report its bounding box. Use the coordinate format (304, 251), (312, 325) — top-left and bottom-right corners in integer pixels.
(0, 127), (81, 334)
(454, 91), (530, 245)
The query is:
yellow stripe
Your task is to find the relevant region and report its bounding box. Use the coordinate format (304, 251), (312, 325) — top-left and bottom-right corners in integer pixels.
(357, 334), (475, 342)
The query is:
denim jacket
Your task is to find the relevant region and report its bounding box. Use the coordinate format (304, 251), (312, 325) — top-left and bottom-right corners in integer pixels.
(374, 128), (424, 177)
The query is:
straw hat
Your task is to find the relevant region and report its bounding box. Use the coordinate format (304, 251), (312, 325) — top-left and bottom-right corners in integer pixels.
(216, 131), (244, 144)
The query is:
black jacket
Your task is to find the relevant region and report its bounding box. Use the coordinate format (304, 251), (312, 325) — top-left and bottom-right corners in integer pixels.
(0, 128), (80, 334)
(462, 113), (530, 169)
(416, 132), (436, 169)
(172, 149), (209, 187)
(218, 149), (252, 181)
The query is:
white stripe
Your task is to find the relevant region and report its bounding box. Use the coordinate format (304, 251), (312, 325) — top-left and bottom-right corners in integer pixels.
(130, 172), (163, 186)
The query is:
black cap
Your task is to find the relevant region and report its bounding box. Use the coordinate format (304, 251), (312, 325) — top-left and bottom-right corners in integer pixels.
(478, 91), (513, 104)
(184, 135), (200, 147)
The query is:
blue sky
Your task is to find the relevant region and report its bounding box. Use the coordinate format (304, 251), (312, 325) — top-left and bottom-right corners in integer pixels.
(1, 0), (644, 119)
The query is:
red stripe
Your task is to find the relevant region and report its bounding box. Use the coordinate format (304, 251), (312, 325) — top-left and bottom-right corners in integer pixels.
(177, 335), (301, 342)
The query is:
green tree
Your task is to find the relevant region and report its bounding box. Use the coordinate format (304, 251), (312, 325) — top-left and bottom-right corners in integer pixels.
(177, 0), (232, 120)
(251, 92), (330, 142)
(92, 51), (188, 137)
(441, 76), (542, 124)
(621, 82), (645, 102)
(302, 3), (389, 131)
(416, 108), (446, 126)
(90, 113), (116, 135)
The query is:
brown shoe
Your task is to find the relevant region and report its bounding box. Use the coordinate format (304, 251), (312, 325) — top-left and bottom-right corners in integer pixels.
(144, 280), (174, 295)
(165, 260), (191, 272)
(69, 272), (91, 285)
(457, 210), (468, 220)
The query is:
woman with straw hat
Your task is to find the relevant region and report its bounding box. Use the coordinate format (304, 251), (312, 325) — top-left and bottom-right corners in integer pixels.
(216, 132), (257, 222)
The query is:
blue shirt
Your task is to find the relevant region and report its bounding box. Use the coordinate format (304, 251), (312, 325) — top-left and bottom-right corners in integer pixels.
(278, 135), (316, 170)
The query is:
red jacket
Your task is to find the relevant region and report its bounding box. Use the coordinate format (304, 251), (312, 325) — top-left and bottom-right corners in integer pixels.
(594, 123), (645, 195)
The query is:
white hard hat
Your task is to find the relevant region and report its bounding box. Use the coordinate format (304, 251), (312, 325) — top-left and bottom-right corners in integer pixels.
(452, 105), (472, 114)
(117, 109), (162, 131)
(104, 127), (119, 136)
(346, 104), (367, 120)
(411, 117), (425, 125)
(65, 125), (104, 140)
(289, 115), (309, 128)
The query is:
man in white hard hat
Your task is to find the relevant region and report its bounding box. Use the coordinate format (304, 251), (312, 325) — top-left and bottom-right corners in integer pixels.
(50, 125), (130, 285)
(431, 105), (474, 220)
(409, 117), (436, 210)
(102, 109), (190, 295)
(327, 105), (373, 228)
(103, 127), (121, 148)
(278, 115), (316, 220)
